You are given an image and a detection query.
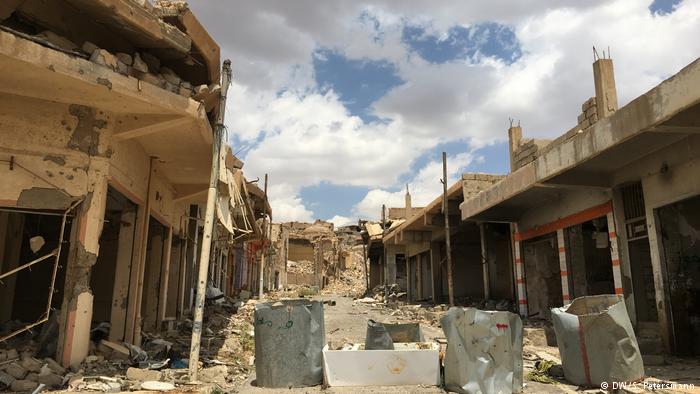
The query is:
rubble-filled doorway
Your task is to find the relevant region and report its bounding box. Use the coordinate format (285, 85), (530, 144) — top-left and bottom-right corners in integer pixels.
(90, 187), (137, 341)
(658, 195), (700, 356)
(522, 233), (562, 319)
(0, 207), (73, 355)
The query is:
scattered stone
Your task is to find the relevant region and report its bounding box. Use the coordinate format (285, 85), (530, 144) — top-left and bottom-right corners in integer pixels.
(133, 53), (149, 73)
(35, 371), (63, 387)
(126, 367), (162, 382)
(141, 380), (175, 391)
(90, 49), (118, 70)
(160, 67), (181, 85)
(43, 358), (65, 375)
(548, 364), (564, 378)
(198, 365), (227, 385)
(115, 52), (133, 66)
(140, 52), (161, 72)
(0, 371), (15, 387)
(4, 362), (28, 379)
(10, 379), (39, 392)
(39, 30), (78, 51)
(139, 72), (164, 87)
(82, 41), (99, 55)
(19, 354), (43, 372)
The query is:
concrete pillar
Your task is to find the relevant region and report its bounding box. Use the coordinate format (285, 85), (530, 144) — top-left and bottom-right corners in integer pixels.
(593, 58), (618, 119)
(612, 189), (636, 325)
(508, 125), (523, 172)
(556, 229), (571, 304)
(512, 226), (527, 316)
(157, 226), (173, 330)
(58, 165), (108, 368)
(387, 253), (397, 285)
(124, 203), (147, 344)
(645, 204), (673, 353)
(109, 209), (136, 342)
(606, 211), (624, 296)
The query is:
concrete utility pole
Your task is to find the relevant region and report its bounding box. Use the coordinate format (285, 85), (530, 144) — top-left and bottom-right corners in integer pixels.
(442, 152), (455, 306)
(259, 173), (268, 299)
(189, 59), (232, 382)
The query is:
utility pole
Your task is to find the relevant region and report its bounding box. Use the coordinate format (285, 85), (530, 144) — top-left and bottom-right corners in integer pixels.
(382, 204), (388, 303)
(442, 152), (455, 306)
(259, 173), (268, 299)
(480, 222), (490, 300)
(189, 59), (232, 382)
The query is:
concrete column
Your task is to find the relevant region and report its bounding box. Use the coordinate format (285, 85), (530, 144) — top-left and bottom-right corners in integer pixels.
(645, 205), (673, 353)
(606, 211), (624, 296)
(58, 164), (108, 368)
(124, 203), (146, 344)
(387, 253), (397, 285)
(508, 125), (523, 172)
(512, 226), (527, 316)
(109, 209), (136, 342)
(593, 58), (618, 119)
(556, 229), (571, 304)
(612, 189), (636, 325)
(157, 226), (173, 330)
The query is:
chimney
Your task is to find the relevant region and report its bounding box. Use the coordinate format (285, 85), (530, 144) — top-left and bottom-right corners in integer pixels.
(508, 124), (522, 172)
(592, 58), (618, 119)
(405, 184), (412, 212)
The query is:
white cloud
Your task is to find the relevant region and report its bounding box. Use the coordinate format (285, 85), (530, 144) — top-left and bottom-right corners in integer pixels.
(327, 215), (356, 228)
(189, 0), (700, 222)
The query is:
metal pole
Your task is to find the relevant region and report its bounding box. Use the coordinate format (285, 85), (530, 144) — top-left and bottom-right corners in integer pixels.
(382, 204), (388, 303)
(442, 152), (455, 306)
(189, 59), (232, 382)
(259, 173), (268, 299)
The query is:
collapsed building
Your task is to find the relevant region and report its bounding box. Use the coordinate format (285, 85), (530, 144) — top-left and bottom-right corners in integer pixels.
(0, 0), (269, 372)
(378, 55), (700, 359)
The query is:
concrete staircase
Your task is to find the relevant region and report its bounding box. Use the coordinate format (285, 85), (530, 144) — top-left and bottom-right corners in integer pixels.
(635, 321), (665, 365)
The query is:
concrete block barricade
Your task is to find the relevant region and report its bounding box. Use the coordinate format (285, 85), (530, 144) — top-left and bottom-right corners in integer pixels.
(253, 299), (325, 388)
(551, 294), (644, 387)
(440, 307), (524, 394)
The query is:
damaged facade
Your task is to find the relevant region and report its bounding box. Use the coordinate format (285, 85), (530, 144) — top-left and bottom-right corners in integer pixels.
(0, 0), (268, 377)
(377, 55), (700, 359)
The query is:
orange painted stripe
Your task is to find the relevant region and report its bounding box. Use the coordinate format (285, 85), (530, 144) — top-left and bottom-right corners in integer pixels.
(560, 270), (568, 276)
(516, 201), (613, 241)
(516, 278), (525, 284)
(615, 287), (624, 294)
(558, 247), (566, 253)
(612, 259), (621, 266)
(518, 299), (528, 305)
(563, 294), (571, 301)
(514, 258), (522, 264)
(608, 231), (617, 239)
(578, 317), (593, 387)
(0, 199), (17, 207)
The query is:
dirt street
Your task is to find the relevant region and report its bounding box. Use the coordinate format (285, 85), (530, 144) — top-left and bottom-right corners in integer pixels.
(232, 291), (700, 394)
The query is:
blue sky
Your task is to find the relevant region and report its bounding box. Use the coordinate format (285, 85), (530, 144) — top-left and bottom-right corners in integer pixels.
(189, 0), (697, 224)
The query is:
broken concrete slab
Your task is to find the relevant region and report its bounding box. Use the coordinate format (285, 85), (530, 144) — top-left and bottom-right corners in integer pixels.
(126, 367), (162, 381)
(10, 379), (39, 392)
(198, 365), (228, 385)
(141, 380), (175, 391)
(3, 362), (28, 379)
(116, 52), (133, 66)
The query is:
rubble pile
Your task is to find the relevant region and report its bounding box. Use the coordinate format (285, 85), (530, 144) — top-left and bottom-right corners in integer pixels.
(0, 296), (260, 392)
(287, 259), (315, 275)
(322, 245), (367, 298)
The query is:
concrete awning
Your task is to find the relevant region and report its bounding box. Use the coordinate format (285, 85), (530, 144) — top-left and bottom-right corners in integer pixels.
(461, 57), (700, 223)
(0, 30), (215, 202)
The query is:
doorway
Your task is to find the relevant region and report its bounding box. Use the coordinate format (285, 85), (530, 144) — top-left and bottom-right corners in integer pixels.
(523, 233), (562, 319)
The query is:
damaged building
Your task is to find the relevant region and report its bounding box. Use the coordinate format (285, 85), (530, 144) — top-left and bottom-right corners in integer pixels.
(377, 55), (700, 359)
(0, 0), (268, 375)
